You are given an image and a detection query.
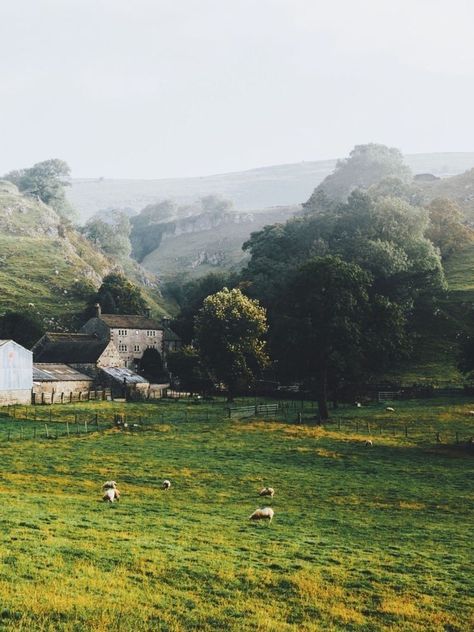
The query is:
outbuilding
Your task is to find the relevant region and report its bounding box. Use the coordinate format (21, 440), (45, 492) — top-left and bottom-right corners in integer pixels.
(0, 339), (33, 405)
(33, 363), (94, 404)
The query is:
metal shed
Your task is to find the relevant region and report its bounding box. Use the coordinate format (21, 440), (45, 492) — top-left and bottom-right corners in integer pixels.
(0, 339), (33, 405)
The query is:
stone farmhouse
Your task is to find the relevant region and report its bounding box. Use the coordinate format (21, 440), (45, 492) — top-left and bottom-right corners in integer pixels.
(0, 339), (33, 405)
(80, 305), (175, 369)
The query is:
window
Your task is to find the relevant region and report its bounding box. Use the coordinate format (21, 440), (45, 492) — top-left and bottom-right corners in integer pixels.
(134, 345), (140, 352)
(146, 330), (155, 337)
(118, 329), (128, 336)
(118, 344), (128, 352)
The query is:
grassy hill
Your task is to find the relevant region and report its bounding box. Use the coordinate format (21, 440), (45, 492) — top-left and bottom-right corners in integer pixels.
(0, 398), (471, 630)
(0, 182), (168, 327)
(67, 152), (474, 222)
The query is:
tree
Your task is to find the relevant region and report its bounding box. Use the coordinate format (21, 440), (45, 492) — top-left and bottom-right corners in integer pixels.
(0, 311), (44, 348)
(92, 274), (148, 315)
(165, 272), (232, 344)
(195, 288), (268, 401)
(304, 144), (412, 206)
(139, 348), (167, 382)
(286, 256), (371, 420)
(167, 345), (211, 394)
(4, 159), (76, 220)
(242, 189), (445, 396)
(425, 198), (473, 259)
(83, 211), (132, 258)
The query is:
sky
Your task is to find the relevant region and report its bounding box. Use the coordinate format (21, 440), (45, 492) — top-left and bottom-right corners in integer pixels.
(1, 0), (473, 179)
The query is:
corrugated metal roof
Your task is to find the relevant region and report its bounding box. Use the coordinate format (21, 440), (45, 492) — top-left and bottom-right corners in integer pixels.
(98, 314), (163, 330)
(100, 366), (149, 384)
(33, 364), (93, 382)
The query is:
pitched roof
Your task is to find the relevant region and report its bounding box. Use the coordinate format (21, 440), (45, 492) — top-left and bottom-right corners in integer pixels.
(100, 366), (149, 384)
(33, 333), (111, 364)
(98, 314), (163, 330)
(163, 326), (181, 342)
(33, 364), (93, 382)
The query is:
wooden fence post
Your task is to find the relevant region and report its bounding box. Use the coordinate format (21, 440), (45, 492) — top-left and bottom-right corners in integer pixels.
(436, 431), (441, 443)
(44, 424), (49, 439)
(66, 421), (70, 437)
(405, 425), (408, 437)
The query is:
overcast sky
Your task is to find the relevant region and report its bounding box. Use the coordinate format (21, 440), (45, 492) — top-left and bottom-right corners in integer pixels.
(0, 0), (473, 179)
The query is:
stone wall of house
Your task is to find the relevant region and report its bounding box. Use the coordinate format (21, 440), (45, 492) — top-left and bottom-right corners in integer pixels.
(96, 341), (124, 369)
(109, 328), (164, 368)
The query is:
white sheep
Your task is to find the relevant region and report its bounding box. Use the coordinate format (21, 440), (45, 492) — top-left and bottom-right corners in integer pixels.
(103, 488), (120, 502)
(259, 487), (275, 498)
(385, 407), (395, 412)
(365, 439), (373, 447)
(249, 507), (274, 522)
(162, 479), (171, 490)
(467, 411), (474, 416)
(355, 402), (362, 408)
(102, 480), (117, 490)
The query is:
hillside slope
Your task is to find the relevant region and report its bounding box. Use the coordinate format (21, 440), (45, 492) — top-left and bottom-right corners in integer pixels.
(68, 152), (474, 222)
(0, 181), (166, 326)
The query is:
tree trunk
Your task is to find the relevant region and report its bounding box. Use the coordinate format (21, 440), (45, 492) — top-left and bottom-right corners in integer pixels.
(317, 369), (329, 422)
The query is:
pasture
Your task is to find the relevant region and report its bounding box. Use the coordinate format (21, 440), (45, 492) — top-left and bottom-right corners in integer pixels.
(0, 398), (472, 631)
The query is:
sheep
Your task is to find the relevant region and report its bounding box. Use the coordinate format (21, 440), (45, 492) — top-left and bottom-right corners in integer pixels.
(249, 507), (274, 522)
(364, 439), (373, 447)
(102, 480), (117, 490)
(467, 411), (474, 416)
(385, 407), (395, 412)
(103, 488), (120, 502)
(259, 487), (275, 498)
(162, 479), (171, 490)
(355, 402), (362, 408)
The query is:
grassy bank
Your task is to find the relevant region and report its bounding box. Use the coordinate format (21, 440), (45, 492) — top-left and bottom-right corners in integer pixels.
(0, 398), (472, 630)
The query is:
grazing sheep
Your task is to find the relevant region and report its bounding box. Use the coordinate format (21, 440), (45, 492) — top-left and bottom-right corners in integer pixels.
(259, 487), (275, 498)
(249, 507), (274, 522)
(162, 479), (171, 490)
(365, 439), (373, 447)
(103, 488), (120, 502)
(355, 402), (362, 408)
(102, 480), (117, 490)
(385, 407), (395, 412)
(468, 411), (474, 416)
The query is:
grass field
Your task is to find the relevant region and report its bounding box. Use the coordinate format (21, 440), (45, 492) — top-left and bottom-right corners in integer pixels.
(0, 398), (472, 631)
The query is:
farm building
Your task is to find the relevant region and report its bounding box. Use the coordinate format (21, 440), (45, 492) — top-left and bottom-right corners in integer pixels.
(99, 366), (150, 398)
(32, 364), (94, 404)
(32, 332), (123, 378)
(0, 339), (33, 405)
(81, 305), (180, 369)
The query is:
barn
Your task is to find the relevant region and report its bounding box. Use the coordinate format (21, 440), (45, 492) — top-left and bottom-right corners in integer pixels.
(32, 364), (94, 404)
(0, 340), (33, 405)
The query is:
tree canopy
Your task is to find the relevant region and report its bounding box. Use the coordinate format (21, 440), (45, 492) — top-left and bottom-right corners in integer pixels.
(91, 273), (148, 315)
(195, 288), (268, 400)
(304, 144), (412, 207)
(4, 159), (76, 220)
(83, 211), (132, 258)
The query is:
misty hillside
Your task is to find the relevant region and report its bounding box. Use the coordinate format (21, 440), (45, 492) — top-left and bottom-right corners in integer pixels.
(67, 152), (474, 222)
(0, 181), (167, 326)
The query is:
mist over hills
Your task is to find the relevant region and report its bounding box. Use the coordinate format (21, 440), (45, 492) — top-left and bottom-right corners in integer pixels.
(68, 152), (474, 222)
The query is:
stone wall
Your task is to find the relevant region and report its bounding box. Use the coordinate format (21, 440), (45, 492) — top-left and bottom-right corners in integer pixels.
(0, 390), (32, 406)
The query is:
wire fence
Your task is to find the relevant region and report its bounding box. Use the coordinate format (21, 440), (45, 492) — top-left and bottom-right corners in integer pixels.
(0, 399), (473, 447)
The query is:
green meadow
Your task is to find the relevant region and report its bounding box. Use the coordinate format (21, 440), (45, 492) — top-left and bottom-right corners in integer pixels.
(0, 398), (472, 631)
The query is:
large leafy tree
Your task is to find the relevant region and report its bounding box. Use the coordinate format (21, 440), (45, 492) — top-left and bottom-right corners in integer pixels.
(83, 211), (132, 258)
(167, 345), (212, 394)
(195, 288), (268, 401)
(243, 189), (445, 397)
(91, 273), (148, 315)
(425, 198), (473, 259)
(304, 143), (412, 206)
(286, 256), (370, 420)
(0, 311), (45, 349)
(4, 159), (76, 220)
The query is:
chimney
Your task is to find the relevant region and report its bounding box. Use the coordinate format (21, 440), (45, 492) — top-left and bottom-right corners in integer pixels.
(145, 307), (151, 318)
(94, 303), (102, 318)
